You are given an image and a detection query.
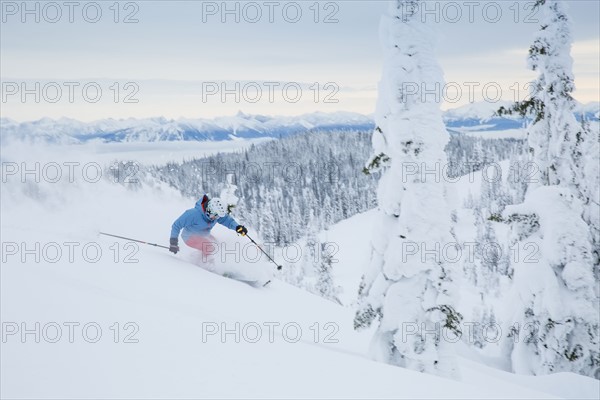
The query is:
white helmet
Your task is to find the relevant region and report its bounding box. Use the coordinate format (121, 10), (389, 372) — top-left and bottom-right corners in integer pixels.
(206, 198), (227, 219)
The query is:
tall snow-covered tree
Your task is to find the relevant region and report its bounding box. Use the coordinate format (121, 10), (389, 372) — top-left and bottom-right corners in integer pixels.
(497, 0), (599, 378)
(355, 0), (461, 377)
(497, 0), (587, 190)
(576, 118), (600, 278)
(497, 0), (599, 220)
(503, 187), (598, 377)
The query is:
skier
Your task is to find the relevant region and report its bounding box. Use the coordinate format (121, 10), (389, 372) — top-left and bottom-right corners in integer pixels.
(169, 195), (247, 256)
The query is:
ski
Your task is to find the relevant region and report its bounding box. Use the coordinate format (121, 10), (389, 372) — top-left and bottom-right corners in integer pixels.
(221, 272), (271, 289)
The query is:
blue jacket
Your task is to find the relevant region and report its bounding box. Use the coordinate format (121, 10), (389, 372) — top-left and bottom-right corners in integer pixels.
(170, 197), (239, 242)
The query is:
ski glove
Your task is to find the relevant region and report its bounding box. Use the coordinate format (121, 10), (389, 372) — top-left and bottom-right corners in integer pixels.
(169, 238), (179, 254)
(236, 225), (248, 236)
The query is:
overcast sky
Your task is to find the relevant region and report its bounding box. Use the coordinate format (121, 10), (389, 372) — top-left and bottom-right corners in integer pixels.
(1, 0), (598, 121)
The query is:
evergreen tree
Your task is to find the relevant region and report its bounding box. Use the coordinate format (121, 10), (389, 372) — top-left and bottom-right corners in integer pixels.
(497, 0), (596, 194)
(497, 0), (600, 378)
(354, 0), (461, 378)
(503, 187), (598, 377)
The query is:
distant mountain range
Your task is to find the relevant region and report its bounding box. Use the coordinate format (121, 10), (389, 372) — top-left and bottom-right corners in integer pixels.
(443, 100), (599, 134)
(2, 102), (598, 144)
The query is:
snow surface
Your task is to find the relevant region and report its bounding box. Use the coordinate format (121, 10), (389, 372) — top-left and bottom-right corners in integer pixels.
(2, 141), (598, 398)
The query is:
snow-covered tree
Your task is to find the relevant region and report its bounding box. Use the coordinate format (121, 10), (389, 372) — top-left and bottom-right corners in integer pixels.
(576, 118), (600, 277)
(220, 174), (239, 213)
(497, 0), (586, 190)
(502, 187), (598, 377)
(300, 228), (342, 304)
(506, 149), (529, 206)
(314, 241), (342, 304)
(497, 0), (600, 378)
(497, 0), (599, 218)
(355, 0), (461, 378)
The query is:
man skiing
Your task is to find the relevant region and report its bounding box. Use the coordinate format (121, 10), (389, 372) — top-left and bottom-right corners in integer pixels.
(169, 195), (247, 255)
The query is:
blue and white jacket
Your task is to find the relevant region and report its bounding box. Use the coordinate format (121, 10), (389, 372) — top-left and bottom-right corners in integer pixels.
(170, 195), (239, 241)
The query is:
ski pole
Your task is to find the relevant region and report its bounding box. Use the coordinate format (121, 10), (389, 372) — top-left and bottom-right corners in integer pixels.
(244, 233), (282, 270)
(99, 232), (170, 250)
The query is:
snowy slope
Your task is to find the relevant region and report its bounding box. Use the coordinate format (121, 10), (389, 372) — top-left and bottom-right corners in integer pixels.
(3, 141), (599, 399)
(2, 191), (584, 399)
